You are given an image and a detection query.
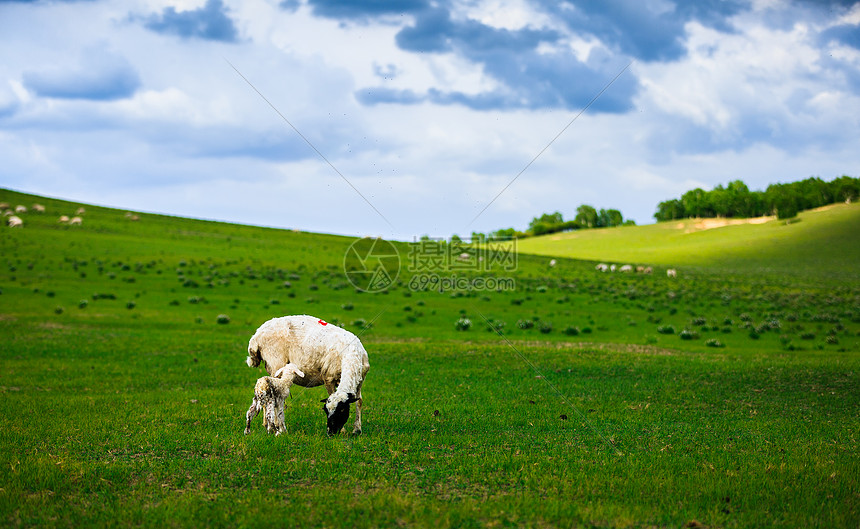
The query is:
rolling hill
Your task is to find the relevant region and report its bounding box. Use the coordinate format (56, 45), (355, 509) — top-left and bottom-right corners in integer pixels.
(515, 203), (860, 281)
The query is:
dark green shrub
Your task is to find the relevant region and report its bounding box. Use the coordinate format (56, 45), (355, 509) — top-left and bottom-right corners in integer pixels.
(517, 319), (534, 330)
(679, 329), (698, 340)
(342, 303), (354, 311)
(705, 338), (724, 348)
(563, 325), (580, 336)
(538, 321), (553, 334)
(657, 325), (675, 334)
(455, 317), (472, 331)
(216, 314), (230, 324)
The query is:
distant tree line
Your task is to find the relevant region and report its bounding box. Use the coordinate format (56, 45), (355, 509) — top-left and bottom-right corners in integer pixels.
(654, 175), (860, 221)
(476, 205), (634, 241)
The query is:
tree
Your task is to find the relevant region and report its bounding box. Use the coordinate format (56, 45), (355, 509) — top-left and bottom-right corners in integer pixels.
(528, 212), (563, 232)
(598, 208), (624, 227)
(574, 205), (598, 228)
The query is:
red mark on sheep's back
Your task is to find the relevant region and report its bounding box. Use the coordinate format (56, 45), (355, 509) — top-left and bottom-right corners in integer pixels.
(318, 319), (328, 326)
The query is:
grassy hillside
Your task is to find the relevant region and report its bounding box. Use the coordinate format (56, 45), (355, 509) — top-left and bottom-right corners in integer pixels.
(516, 203), (860, 281)
(1, 188), (858, 528)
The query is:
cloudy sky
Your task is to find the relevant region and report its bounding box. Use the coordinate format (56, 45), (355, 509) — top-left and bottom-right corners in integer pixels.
(1, 0), (859, 239)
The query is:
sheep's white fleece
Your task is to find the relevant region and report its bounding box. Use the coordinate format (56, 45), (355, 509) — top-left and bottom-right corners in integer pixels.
(247, 315), (369, 399)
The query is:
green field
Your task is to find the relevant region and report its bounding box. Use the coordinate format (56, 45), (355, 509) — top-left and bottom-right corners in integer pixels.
(1, 188), (858, 528)
(516, 203), (860, 281)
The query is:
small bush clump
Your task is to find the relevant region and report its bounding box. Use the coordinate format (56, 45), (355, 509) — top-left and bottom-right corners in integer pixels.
(342, 302), (354, 311)
(679, 329), (699, 340)
(216, 314), (230, 324)
(705, 338), (724, 348)
(517, 319), (534, 330)
(563, 325), (580, 336)
(657, 325), (675, 335)
(455, 317), (472, 331)
(538, 321), (553, 334)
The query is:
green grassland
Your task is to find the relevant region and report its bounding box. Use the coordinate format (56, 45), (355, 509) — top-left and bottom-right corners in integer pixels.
(1, 188), (858, 528)
(516, 203), (860, 281)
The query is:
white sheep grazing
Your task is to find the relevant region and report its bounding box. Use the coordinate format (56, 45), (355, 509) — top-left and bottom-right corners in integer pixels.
(15, 205), (27, 214)
(245, 364), (305, 436)
(643, 266), (653, 274)
(32, 204), (45, 213)
(596, 263), (609, 272)
(667, 268), (677, 278)
(69, 216), (82, 226)
(549, 259), (557, 267)
(76, 207), (86, 215)
(58, 215), (70, 223)
(246, 315), (370, 436)
(619, 264), (633, 273)
(610, 264), (617, 272)
(8, 216), (23, 228)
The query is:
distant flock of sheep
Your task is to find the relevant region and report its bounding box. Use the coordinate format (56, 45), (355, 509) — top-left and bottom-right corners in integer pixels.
(2, 202), (85, 228)
(2, 201), (141, 228)
(594, 262), (677, 277)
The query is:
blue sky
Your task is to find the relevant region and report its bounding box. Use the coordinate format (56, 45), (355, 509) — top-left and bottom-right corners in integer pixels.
(1, 0), (858, 239)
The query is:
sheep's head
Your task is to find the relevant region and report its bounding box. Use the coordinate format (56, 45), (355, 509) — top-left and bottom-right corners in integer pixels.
(321, 393), (357, 436)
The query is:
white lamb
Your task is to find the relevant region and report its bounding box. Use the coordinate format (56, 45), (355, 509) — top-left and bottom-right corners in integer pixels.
(549, 259), (557, 267)
(596, 263), (609, 272)
(8, 216), (23, 228)
(245, 315), (370, 436)
(619, 264), (633, 272)
(667, 268), (677, 278)
(245, 363), (306, 436)
(69, 217), (82, 226)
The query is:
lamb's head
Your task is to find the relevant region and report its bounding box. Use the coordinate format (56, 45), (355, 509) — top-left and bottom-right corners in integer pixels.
(321, 392), (358, 436)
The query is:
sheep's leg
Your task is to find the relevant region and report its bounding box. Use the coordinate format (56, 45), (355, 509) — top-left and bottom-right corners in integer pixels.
(245, 398), (261, 435)
(275, 394), (287, 436)
(352, 383), (364, 435)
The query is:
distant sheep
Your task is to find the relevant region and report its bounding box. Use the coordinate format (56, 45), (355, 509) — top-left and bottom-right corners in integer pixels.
(457, 252), (470, 261)
(549, 259), (557, 267)
(596, 263), (609, 272)
(32, 204), (45, 213)
(610, 264), (617, 272)
(75, 207), (86, 215)
(619, 265), (633, 273)
(69, 217), (82, 226)
(15, 205), (26, 214)
(58, 215), (70, 223)
(0, 203), (8, 210)
(667, 268), (677, 278)
(246, 315), (370, 436)
(7, 216), (23, 228)
(643, 266), (653, 274)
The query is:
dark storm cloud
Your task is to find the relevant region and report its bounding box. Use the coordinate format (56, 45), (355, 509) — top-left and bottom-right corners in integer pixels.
(143, 0), (238, 42)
